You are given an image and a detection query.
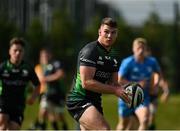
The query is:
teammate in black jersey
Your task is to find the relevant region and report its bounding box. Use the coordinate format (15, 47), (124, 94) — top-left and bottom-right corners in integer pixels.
(29, 48), (68, 130)
(66, 17), (130, 130)
(0, 37), (40, 130)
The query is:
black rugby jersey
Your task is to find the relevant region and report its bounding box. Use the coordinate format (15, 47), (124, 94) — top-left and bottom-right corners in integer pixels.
(68, 41), (120, 104)
(44, 60), (66, 100)
(0, 60), (40, 110)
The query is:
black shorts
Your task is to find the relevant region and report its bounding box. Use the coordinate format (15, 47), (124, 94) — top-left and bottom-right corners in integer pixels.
(66, 99), (103, 121)
(43, 93), (65, 106)
(0, 105), (24, 125)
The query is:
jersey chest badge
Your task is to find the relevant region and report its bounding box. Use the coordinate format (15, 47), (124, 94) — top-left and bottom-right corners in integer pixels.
(97, 56), (104, 65)
(22, 69), (29, 76)
(105, 56), (111, 60)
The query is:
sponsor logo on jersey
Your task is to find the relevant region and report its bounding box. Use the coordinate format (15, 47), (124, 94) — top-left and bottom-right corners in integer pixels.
(1, 70), (10, 77)
(96, 71), (111, 79)
(12, 68), (20, 73)
(3, 79), (26, 86)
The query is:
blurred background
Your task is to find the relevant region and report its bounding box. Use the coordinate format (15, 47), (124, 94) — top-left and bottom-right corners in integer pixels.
(0, 0), (180, 129)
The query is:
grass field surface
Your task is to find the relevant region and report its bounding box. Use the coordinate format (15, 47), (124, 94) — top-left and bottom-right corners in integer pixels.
(22, 94), (180, 130)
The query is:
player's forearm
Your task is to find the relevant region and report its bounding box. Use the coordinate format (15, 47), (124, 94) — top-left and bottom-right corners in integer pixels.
(31, 86), (40, 99)
(161, 81), (169, 95)
(27, 86), (40, 105)
(45, 70), (64, 82)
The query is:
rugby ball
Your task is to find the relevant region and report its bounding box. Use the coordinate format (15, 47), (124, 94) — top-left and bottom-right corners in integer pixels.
(124, 82), (144, 108)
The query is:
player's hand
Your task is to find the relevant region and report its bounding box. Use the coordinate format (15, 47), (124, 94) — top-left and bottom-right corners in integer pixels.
(139, 80), (147, 88)
(41, 76), (47, 83)
(115, 87), (131, 104)
(160, 93), (169, 103)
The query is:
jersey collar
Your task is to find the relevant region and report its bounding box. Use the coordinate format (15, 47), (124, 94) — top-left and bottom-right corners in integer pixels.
(97, 41), (111, 54)
(7, 60), (24, 68)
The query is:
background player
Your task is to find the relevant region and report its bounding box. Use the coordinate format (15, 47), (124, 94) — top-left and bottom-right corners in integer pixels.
(0, 37), (40, 130)
(116, 37), (162, 130)
(30, 48), (68, 130)
(146, 46), (170, 130)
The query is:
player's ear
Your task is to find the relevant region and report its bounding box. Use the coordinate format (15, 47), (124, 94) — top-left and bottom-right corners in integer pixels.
(98, 28), (101, 36)
(9, 47), (11, 56)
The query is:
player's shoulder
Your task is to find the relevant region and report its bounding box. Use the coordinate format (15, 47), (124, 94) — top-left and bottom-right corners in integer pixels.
(21, 61), (34, 70)
(34, 64), (42, 70)
(79, 41), (99, 58)
(35, 63), (41, 68)
(0, 60), (7, 70)
(51, 60), (63, 68)
(146, 56), (158, 63)
(21, 60), (31, 66)
(122, 55), (134, 64)
(81, 41), (98, 52)
(0, 60), (7, 66)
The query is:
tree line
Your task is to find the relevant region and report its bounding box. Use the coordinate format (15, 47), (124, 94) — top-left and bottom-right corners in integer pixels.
(0, 9), (179, 93)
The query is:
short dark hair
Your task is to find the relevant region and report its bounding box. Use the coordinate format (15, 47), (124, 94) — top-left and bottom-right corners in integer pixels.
(9, 37), (26, 48)
(40, 47), (52, 54)
(101, 17), (117, 28)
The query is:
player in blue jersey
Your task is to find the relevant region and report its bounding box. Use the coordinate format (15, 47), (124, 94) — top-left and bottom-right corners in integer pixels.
(0, 37), (40, 130)
(66, 17), (130, 130)
(116, 38), (162, 130)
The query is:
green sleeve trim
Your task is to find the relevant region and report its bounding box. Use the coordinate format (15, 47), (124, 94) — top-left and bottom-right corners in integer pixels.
(0, 80), (2, 95)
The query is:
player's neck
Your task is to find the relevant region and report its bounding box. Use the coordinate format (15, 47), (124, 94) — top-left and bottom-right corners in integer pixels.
(97, 40), (111, 51)
(9, 59), (22, 66)
(134, 55), (145, 63)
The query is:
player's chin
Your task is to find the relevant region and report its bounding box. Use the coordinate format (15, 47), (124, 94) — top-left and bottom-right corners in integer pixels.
(106, 39), (113, 44)
(105, 41), (113, 47)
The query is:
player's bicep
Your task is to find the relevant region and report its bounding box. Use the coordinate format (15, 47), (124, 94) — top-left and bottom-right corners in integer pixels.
(111, 72), (118, 84)
(118, 59), (130, 80)
(80, 66), (96, 88)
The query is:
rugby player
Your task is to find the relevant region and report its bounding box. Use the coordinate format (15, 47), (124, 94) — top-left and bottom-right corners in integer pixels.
(0, 37), (40, 129)
(66, 17), (130, 130)
(116, 38), (162, 130)
(30, 48), (68, 130)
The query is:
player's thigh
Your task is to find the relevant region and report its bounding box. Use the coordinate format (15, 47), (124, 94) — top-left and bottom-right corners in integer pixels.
(39, 97), (49, 117)
(135, 106), (149, 123)
(79, 105), (110, 130)
(129, 115), (139, 130)
(0, 113), (9, 129)
(117, 99), (134, 129)
(149, 102), (158, 115)
(8, 121), (20, 130)
(116, 116), (133, 130)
